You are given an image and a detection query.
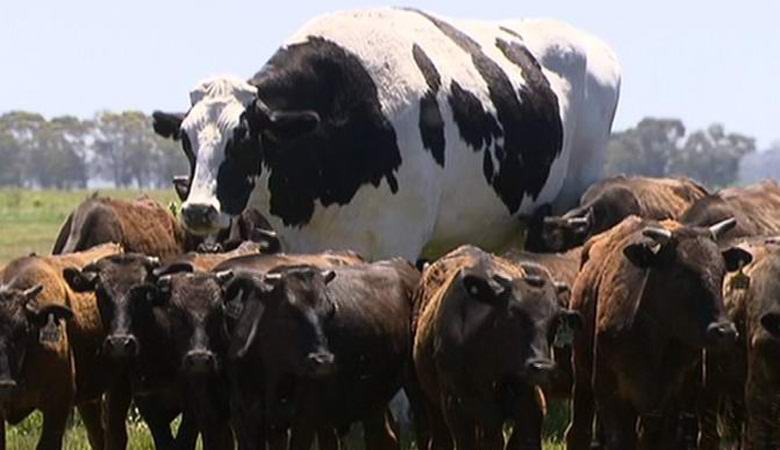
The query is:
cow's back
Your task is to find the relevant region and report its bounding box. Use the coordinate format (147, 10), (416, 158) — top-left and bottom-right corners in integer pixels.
(54, 196), (186, 259)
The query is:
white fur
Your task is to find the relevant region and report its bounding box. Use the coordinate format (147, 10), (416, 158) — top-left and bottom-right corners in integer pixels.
(180, 9), (621, 260)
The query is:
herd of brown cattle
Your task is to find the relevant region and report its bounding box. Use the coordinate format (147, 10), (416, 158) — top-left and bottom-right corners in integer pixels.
(1, 177), (779, 450)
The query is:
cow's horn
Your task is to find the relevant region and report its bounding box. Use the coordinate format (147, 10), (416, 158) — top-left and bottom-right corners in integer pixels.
(566, 217), (590, 227)
(642, 227), (672, 244)
(709, 217), (737, 240)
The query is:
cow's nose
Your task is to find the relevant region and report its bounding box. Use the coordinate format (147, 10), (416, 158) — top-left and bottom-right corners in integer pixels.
(183, 350), (217, 375)
(181, 203), (219, 230)
(0, 378), (17, 397)
(104, 335), (138, 359)
(305, 351), (336, 378)
(524, 358), (556, 385)
(706, 321), (739, 345)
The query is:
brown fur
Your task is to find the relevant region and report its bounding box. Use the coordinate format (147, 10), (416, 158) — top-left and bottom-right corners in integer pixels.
(0, 243), (121, 448)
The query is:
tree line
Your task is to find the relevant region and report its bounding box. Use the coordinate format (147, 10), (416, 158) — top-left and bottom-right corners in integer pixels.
(0, 111), (187, 189)
(0, 111), (775, 190)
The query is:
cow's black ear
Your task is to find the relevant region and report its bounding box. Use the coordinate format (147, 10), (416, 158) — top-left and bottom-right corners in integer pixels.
(152, 111), (185, 140)
(723, 247), (753, 272)
(554, 281), (571, 308)
(63, 267), (98, 293)
(561, 310), (583, 332)
(462, 272), (509, 302)
(623, 241), (659, 268)
(172, 175), (190, 201)
(26, 303), (74, 326)
(264, 110), (320, 142)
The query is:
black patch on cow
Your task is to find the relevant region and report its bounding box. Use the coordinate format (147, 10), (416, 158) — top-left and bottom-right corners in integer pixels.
(248, 36), (401, 227)
(499, 26), (524, 41)
(408, 9), (563, 213)
(448, 81), (502, 151)
(216, 123), (263, 216)
(412, 44), (445, 167)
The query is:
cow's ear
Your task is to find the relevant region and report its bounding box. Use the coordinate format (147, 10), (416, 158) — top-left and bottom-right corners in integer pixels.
(760, 312), (780, 337)
(554, 281), (571, 308)
(561, 309), (583, 332)
(63, 267), (98, 293)
(152, 111), (184, 140)
(263, 110), (320, 142)
(322, 270), (336, 285)
(26, 302), (74, 326)
(462, 272), (509, 302)
(172, 175), (190, 201)
(722, 247), (753, 272)
(623, 241), (658, 268)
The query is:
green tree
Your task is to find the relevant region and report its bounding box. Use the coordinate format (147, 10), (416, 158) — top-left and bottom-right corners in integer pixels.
(669, 124), (754, 188)
(605, 118), (685, 177)
(93, 111), (157, 188)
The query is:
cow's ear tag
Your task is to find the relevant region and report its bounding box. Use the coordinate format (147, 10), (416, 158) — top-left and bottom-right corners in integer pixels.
(39, 314), (61, 344)
(224, 297), (243, 319)
(731, 269), (750, 291)
(554, 321), (574, 348)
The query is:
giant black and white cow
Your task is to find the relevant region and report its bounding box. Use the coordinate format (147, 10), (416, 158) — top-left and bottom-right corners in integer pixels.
(153, 8), (621, 260)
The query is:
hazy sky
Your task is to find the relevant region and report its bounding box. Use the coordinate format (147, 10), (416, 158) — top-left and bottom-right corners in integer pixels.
(2, 1), (778, 147)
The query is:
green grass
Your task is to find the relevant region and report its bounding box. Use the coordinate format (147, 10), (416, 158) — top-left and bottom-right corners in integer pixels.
(0, 188), (176, 265)
(0, 189), (566, 449)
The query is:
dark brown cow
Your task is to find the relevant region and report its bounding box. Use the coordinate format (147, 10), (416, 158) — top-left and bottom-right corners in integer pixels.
(681, 180), (780, 241)
(527, 176), (708, 252)
(51, 194), (279, 258)
(698, 237), (780, 450)
(565, 216), (752, 450)
(413, 245), (580, 450)
(0, 244), (122, 450)
(503, 247), (582, 399)
(226, 259), (419, 450)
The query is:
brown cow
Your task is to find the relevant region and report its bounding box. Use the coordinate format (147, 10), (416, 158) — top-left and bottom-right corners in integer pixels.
(527, 176), (708, 252)
(698, 237), (780, 450)
(565, 216), (752, 450)
(0, 243), (121, 450)
(51, 194), (279, 258)
(681, 180), (780, 240)
(413, 245), (580, 450)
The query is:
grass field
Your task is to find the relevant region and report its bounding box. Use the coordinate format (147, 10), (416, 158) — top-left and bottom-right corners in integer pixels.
(0, 189), (566, 449)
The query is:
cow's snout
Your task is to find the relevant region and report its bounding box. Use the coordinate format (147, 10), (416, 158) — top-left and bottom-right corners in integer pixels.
(706, 321), (739, 345)
(524, 358), (557, 385)
(0, 378), (18, 397)
(183, 350), (217, 375)
(305, 351), (336, 377)
(104, 335), (139, 359)
(181, 203), (220, 234)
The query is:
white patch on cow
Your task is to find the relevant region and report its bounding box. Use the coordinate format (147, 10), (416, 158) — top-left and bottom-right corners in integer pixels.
(180, 76), (257, 233)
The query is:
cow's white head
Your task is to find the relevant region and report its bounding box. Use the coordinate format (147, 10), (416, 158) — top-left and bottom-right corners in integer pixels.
(153, 76), (320, 235)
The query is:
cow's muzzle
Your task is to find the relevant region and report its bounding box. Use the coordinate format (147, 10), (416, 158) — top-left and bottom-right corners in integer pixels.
(523, 358), (557, 386)
(181, 203), (224, 236)
(103, 334), (139, 360)
(304, 351), (336, 378)
(183, 350), (218, 375)
(706, 321), (739, 345)
(0, 378), (18, 398)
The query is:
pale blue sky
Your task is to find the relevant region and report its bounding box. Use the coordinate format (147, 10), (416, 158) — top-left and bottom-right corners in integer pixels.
(2, 1), (778, 147)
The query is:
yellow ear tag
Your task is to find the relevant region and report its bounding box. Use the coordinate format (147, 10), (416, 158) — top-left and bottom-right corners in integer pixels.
(39, 314), (61, 344)
(730, 267), (750, 291)
(554, 322), (574, 348)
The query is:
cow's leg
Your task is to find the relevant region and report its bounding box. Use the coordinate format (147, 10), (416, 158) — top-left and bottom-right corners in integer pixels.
(363, 408), (399, 450)
(0, 413), (6, 450)
(174, 410), (199, 450)
(134, 393), (177, 450)
(565, 347), (596, 450)
(506, 384), (543, 450)
(37, 397), (71, 450)
(442, 395), (477, 450)
(78, 400), (105, 450)
(478, 424), (504, 450)
(200, 421), (233, 450)
(316, 427), (340, 450)
(425, 397), (453, 450)
(403, 375), (431, 447)
(267, 427), (289, 450)
(103, 383), (131, 450)
(743, 382), (779, 450)
(289, 424), (315, 450)
(598, 397), (637, 450)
